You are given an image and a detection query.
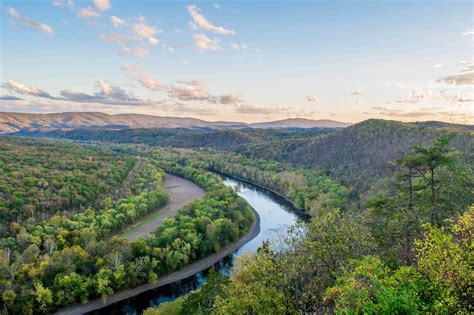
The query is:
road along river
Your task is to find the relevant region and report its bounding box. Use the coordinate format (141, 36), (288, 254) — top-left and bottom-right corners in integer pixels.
(63, 174), (306, 315)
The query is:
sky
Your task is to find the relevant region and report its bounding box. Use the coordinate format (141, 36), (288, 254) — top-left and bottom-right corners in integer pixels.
(0, 0), (473, 123)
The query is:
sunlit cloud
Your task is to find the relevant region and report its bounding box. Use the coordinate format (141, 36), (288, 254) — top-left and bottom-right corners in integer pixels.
(77, 7), (100, 19)
(187, 5), (235, 35)
(169, 81), (213, 101)
(120, 46), (148, 58)
(193, 33), (222, 50)
(99, 33), (126, 43)
(93, 0), (111, 11)
(132, 16), (160, 39)
(111, 16), (126, 27)
(3, 80), (55, 99)
(138, 74), (168, 91)
(6, 7), (54, 35)
(438, 71), (474, 85)
(148, 37), (160, 45)
(121, 64), (144, 73)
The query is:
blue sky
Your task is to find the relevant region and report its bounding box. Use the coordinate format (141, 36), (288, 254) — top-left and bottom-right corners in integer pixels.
(1, 0), (473, 123)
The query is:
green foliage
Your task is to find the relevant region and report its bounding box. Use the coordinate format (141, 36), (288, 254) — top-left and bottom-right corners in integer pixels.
(214, 245), (297, 315)
(325, 256), (424, 314)
(0, 137), (135, 236)
(0, 140), (256, 314)
(151, 147), (351, 215)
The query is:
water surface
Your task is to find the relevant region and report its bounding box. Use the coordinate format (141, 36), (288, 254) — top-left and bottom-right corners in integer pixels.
(92, 175), (304, 314)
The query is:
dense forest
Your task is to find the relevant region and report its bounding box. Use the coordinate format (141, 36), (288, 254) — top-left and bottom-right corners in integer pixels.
(0, 139), (255, 313)
(146, 134), (473, 314)
(14, 119), (473, 198)
(0, 138), (135, 237)
(0, 119), (472, 314)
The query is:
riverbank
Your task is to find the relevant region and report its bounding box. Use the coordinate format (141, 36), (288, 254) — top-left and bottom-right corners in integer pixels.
(120, 174), (206, 240)
(210, 168), (309, 216)
(55, 206), (260, 315)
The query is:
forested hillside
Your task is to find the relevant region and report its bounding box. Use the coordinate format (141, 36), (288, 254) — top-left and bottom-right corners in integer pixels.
(14, 119), (473, 200)
(237, 119), (474, 197)
(12, 127), (333, 149)
(147, 134), (473, 314)
(0, 138), (135, 236)
(0, 138), (257, 313)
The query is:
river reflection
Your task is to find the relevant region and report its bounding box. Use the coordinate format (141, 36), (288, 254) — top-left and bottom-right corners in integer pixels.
(91, 175), (304, 315)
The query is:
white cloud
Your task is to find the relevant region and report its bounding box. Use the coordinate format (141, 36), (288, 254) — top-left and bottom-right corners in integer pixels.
(99, 33), (126, 43)
(93, 0), (111, 11)
(111, 16), (126, 27)
(60, 80), (153, 106)
(3, 80), (55, 98)
(138, 74), (168, 91)
(6, 7), (54, 35)
(193, 33), (222, 50)
(148, 37), (160, 45)
(52, 0), (74, 8)
(187, 5), (235, 35)
(77, 7), (100, 19)
(120, 46), (148, 58)
(395, 88), (474, 103)
(433, 64), (444, 68)
(462, 29), (474, 36)
(307, 96), (318, 102)
(230, 43), (247, 50)
(169, 80), (212, 101)
(121, 64), (144, 73)
(438, 71), (474, 85)
(132, 16), (159, 39)
(213, 3), (221, 10)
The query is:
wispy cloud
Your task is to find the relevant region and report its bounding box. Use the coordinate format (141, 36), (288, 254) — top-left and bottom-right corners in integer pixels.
(6, 7), (54, 35)
(111, 16), (126, 27)
(3, 80), (56, 99)
(120, 46), (148, 58)
(0, 95), (23, 101)
(3, 79), (155, 106)
(93, 0), (111, 11)
(462, 28), (474, 36)
(219, 94), (241, 105)
(138, 74), (168, 91)
(99, 33), (126, 43)
(395, 88), (473, 103)
(187, 5), (235, 35)
(131, 16), (160, 39)
(193, 33), (222, 50)
(438, 71), (474, 85)
(121, 64), (144, 73)
(230, 43), (247, 50)
(307, 96), (318, 102)
(52, 0), (74, 8)
(169, 80), (214, 101)
(77, 7), (100, 19)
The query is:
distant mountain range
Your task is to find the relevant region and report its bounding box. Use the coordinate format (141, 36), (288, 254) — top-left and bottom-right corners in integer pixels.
(0, 112), (350, 134)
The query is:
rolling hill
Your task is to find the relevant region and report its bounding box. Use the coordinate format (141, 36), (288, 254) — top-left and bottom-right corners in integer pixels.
(0, 112), (349, 134)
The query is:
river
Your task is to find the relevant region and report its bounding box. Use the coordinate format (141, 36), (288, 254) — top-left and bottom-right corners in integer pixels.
(90, 175), (305, 314)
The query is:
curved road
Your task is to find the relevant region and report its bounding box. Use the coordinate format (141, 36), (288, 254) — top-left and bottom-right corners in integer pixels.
(120, 174), (205, 241)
